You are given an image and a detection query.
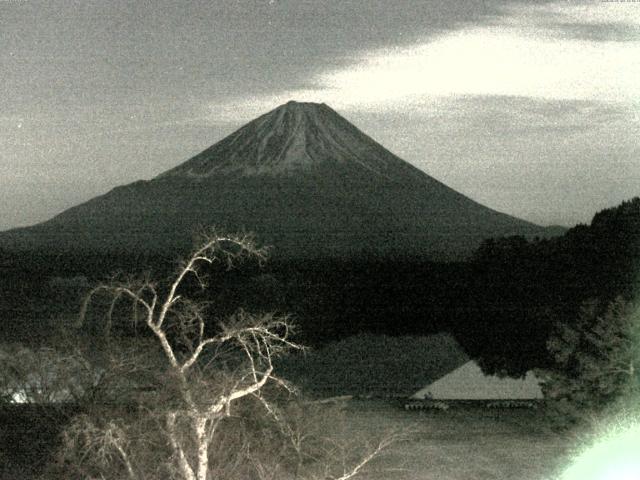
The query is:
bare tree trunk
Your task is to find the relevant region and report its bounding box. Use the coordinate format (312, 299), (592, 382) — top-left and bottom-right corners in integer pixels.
(195, 416), (209, 480)
(113, 441), (137, 480)
(167, 412), (196, 480)
(75, 232), (305, 479)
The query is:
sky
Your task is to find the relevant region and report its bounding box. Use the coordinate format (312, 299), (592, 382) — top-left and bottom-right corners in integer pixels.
(1, 0), (639, 230)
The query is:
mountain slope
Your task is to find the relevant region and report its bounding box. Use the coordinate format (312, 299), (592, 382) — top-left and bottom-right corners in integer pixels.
(0, 101), (561, 260)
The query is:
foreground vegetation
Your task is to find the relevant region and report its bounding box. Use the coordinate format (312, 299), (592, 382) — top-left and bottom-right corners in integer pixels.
(2, 400), (576, 480)
(2, 232), (403, 480)
(1, 197), (639, 478)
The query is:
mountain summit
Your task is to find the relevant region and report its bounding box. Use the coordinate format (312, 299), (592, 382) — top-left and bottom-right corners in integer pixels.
(0, 101), (560, 259)
(161, 101), (419, 179)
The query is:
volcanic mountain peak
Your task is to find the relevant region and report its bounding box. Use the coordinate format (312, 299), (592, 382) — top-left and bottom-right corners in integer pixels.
(159, 101), (407, 179)
(275, 99), (329, 115)
(0, 100), (564, 260)
(258, 100), (329, 132)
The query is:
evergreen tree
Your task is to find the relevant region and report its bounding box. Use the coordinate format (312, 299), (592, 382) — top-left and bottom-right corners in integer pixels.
(539, 297), (640, 426)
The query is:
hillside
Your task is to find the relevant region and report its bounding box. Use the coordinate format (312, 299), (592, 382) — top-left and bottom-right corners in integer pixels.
(0, 101), (561, 260)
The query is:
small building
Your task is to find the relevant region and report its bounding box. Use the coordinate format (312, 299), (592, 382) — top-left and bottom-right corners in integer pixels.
(411, 360), (544, 401)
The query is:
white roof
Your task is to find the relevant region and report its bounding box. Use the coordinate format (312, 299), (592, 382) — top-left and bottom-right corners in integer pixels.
(411, 360), (543, 400)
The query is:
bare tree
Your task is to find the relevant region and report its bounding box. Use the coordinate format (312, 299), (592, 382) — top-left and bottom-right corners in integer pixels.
(0, 340), (96, 407)
(63, 230), (405, 480)
(72, 231), (304, 480)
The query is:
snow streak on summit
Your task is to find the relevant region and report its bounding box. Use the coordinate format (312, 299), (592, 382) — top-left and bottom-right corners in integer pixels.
(161, 101), (414, 178)
(0, 101), (561, 260)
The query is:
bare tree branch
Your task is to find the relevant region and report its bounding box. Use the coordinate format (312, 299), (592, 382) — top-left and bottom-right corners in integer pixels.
(66, 230), (400, 480)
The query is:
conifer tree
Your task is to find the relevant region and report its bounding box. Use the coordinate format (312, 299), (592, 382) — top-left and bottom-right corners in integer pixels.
(540, 297), (640, 426)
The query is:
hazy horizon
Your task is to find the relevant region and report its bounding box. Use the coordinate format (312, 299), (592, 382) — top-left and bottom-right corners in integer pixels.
(2, 0), (639, 231)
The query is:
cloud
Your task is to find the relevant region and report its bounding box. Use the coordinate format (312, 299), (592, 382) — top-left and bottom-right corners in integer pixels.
(334, 28), (638, 101)
(546, 22), (640, 42)
(209, 1), (640, 122)
(532, 1), (640, 27)
(496, 1), (640, 41)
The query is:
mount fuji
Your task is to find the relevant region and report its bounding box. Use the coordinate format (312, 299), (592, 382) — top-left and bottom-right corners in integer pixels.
(0, 101), (561, 260)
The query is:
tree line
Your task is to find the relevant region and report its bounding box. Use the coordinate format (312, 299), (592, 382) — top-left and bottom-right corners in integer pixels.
(1, 198), (638, 375)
